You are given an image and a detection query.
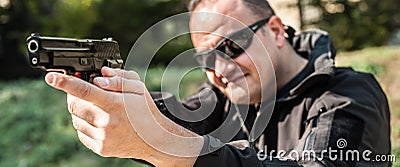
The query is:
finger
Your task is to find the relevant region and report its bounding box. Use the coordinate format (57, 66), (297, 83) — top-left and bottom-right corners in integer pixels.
(72, 114), (105, 141)
(101, 67), (140, 80)
(45, 72), (119, 110)
(67, 94), (110, 128)
(77, 130), (101, 154)
(93, 76), (145, 94)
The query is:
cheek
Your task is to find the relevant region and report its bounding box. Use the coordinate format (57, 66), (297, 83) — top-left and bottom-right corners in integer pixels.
(234, 54), (261, 82)
(240, 40), (277, 84)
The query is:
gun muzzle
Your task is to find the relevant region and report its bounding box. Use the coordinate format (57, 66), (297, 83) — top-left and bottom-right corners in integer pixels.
(27, 37), (40, 66)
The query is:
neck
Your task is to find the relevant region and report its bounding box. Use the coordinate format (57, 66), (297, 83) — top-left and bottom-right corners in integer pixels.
(275, 43), (308, 90)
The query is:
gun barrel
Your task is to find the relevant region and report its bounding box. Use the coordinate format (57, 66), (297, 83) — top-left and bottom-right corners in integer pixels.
(26, 33), (124, 82)
(27, 39), (39, 54)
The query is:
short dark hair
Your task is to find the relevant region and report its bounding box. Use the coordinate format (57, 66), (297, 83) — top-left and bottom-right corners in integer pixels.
(187, 0), (275, 19)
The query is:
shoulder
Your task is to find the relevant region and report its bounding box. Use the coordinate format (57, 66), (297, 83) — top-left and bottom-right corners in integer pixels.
(308, 67), (390, 138)
(299, 67), (391, 165)
(319, 67), (388, 111)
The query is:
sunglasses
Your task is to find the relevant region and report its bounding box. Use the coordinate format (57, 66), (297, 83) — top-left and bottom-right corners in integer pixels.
(194, 17), (271, 70)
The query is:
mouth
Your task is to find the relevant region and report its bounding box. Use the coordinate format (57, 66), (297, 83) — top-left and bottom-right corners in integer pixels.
(221, 74), (249, 85)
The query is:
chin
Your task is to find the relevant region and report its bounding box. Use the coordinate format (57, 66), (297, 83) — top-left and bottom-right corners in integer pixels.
(229, 97), (250, 104)
(224, 85), (253, 104)
(228, 96), (261, 105)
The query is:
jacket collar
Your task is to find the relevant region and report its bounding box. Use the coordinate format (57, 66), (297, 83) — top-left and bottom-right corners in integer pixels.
(280, 29), (336, 101)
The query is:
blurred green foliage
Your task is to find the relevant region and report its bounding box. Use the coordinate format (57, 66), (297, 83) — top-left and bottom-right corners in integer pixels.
(349, 61), (384, 75)
(392, 148), (400, 167)
(90, 0), (190, 62)
(141, 67), (206, 99)
(306, 0), (400, 51)
(0, 79), (149, 167)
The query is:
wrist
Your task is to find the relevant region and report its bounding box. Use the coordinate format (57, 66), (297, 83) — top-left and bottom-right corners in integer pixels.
(147, 149), (198, 167)
(138, 92), (204, 166)
(140, 131), (204, 166)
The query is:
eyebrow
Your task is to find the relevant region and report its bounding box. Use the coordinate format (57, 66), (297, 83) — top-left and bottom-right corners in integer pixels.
(192, 28), (226, 51)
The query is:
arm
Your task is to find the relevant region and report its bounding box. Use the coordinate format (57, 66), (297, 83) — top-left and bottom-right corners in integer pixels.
(45, 67), (203, 167)
(153, 86), (302, 167)
(163, 70), (391, 167)
(45, 67), (296, 167)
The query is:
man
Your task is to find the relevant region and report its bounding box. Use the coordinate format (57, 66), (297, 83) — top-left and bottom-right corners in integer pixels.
(44, 0), (391, 166)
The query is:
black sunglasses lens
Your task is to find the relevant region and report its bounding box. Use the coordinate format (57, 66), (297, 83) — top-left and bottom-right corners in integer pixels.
(194, 18), (265, 69)
(226, 40), (244, 57)
(218, 30), (253, 58)
(216, 40), (242, 58)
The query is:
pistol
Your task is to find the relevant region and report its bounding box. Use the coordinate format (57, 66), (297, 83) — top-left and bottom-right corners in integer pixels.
(26, 33), (124, 82)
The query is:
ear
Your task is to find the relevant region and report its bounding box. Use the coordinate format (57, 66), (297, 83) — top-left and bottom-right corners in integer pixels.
(267, 16), (286, 48)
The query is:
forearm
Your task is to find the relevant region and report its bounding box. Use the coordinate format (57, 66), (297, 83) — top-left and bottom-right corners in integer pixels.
(144, 120), (203, 167)
(145, 145), (201, 167)
(141, 92), (204, 166)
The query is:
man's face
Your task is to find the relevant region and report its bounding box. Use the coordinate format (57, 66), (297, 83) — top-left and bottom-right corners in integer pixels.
(190, 0), (278, 104)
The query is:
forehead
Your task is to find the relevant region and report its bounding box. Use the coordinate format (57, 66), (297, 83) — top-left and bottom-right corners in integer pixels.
(189, 0), (258, 48)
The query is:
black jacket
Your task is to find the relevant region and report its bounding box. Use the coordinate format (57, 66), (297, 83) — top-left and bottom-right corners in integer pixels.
(151, 30), (391, 167)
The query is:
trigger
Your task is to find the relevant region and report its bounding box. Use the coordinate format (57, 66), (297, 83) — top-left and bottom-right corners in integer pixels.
(74, 72), (82, 78)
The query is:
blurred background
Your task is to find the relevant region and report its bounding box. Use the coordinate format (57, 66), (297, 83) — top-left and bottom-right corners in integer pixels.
(0, 0), (399, 166)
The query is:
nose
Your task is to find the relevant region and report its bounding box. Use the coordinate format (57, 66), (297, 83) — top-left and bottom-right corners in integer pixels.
(213, 55), (237, 81)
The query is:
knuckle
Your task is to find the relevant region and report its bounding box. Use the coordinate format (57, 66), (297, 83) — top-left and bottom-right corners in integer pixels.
(94, 128), (106, 141)
(53, 75), (68, 88)
(94, 118), (108, 128)
(67, 100), (75, 114)
(78, 84), (92, 99)
(67, 96), (81, 115)
(71, 117), (79, 130)
(115, 77), (123, 91)
(94, 111), (112, 128)
(70, 102), (96, 126)
(77, 131), (86, 142)
(83, 110), (95, 126)
(121, 78), (130, 91)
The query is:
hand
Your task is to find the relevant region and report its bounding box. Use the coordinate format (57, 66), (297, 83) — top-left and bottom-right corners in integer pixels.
(45, 67), (147, 158)
(44, 67), (202, 166)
